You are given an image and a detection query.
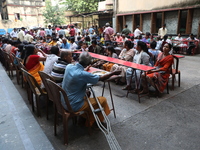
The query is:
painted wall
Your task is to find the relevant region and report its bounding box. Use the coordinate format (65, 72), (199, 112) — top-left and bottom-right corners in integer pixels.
(117, 0), (199, 13)
(0, 0), (45, 29)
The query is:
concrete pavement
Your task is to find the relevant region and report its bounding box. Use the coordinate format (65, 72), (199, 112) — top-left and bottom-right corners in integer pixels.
(0, 64), (54, 150)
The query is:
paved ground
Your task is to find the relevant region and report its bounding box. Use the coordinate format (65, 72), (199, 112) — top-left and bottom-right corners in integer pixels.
(1, 54), (200, 150)
(0, 64), (54, 150)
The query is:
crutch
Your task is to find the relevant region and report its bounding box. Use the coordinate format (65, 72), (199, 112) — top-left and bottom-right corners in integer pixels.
(86, 84), (122, 150)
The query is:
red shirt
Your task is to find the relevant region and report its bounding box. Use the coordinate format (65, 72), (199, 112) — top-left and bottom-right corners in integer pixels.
(69, 28), (75, 36)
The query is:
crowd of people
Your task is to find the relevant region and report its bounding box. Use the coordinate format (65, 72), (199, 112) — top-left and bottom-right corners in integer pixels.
(1, 22), (199, 128)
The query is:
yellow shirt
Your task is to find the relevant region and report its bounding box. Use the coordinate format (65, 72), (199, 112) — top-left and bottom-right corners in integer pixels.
(48, 41), (57, 46)
(158, 28), (167, 38)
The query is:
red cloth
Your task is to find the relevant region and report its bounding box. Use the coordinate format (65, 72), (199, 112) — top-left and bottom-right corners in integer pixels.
(11, 46), (17, 55)
(25, 55), (40, 70)
(56, 27), (60, 31)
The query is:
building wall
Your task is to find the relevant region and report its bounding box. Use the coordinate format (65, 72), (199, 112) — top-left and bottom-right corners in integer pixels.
(0, 0), (45, 29)
(192, 8), (200, 34)
(142, 13), (151, 33)
(165, 11), (178, 34)
(117, 0), (199, 13)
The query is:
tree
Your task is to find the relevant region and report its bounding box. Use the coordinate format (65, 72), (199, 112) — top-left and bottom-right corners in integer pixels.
(63, 0), (99, 14)
(43, 0), (66, 26)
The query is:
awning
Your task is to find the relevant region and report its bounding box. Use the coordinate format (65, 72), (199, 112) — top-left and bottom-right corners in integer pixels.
(7, 28), (13, 34)
(0, 29), (6, 35)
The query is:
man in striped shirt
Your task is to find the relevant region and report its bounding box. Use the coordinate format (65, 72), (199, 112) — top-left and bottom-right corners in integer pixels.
(51, 51), (72, 86)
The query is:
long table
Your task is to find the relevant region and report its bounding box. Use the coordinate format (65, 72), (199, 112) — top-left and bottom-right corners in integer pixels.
(75, 51), (155, 71)
(75, 51), (155, 103)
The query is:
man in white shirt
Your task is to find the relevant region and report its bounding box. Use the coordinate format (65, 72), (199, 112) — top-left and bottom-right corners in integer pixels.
(158, 24), (167, 39)
(10, 28), (18, 40)
(43, 46), (60, 75)
(69, 37), (77, 51)
(18, 27), (26, 42)
(134, 25), (143, 38)
(24, 31), (34, 43)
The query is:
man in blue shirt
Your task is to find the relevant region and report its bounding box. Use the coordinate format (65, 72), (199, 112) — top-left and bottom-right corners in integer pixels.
(60, 38), (70, 49)
(62, 52), (120, 127)
(45, 25), (52, 36)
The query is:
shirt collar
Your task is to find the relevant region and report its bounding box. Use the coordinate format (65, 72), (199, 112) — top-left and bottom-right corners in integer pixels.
(77, 63), (84, 70)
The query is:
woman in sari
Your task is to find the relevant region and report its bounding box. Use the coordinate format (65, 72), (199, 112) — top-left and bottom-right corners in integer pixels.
(24, 44), (47, 85)
(110, 40), (135, 84)
(140, 43), (174, 94)
(102, 46), (118, 71)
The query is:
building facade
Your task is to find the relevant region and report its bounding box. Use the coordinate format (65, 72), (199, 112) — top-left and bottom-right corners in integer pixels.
(114, 0), (200, 36)
(0, 0), (45, 29)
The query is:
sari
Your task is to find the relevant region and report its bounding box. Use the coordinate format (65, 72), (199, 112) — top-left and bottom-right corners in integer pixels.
(147, 53), (173, 93)
(102, 53), (118, 71)
(28, 62), (44, 85)
(25, 55), (44, 85)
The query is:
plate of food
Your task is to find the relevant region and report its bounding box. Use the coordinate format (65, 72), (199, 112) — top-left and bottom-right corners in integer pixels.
(92, 71), (109, 76)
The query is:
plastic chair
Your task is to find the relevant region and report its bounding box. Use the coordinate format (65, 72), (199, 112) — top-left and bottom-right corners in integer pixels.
(171, 55), (180, 90)
(3, 52), (15, 77)
(45, 79), (90, 145)
(10, 53), (21, 84)
(21, 68), (47, 117)
(192, 41), (199, 55)
(0, 48), (6, 67)
(15, 57), (25, 87)
(38, 71), (55, 120)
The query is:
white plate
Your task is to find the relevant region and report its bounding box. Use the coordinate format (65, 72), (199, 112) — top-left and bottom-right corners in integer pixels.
(92, 71), (108, 76)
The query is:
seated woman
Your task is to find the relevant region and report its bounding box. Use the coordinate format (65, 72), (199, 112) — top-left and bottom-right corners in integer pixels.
(93, 46), (118, 71)
(148, 41), (161, 66)
(140, 43), (174, 94)
(24, 44), (47, 85)
(110, 40), (135, 83)
(48, 37), (58, 46)
(124, 41), (151, 90)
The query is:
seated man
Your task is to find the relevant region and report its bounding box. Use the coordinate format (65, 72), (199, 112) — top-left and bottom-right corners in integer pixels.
(62, 52), (121, 127)
(51, 51), (72, 86)
(60, 38), (70, 49)
(173, 33), (187, 53)
(88, 40), (102, 54)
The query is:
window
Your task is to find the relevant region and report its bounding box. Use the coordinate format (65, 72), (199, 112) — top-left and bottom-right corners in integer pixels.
(135, 14), (140, 27)
(14, 13), (20, 21)
(179, 10), (187, 34)
(156, 13), (162, 32)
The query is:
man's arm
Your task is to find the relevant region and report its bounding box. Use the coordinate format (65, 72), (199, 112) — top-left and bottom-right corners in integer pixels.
(99, 70), (121, 81)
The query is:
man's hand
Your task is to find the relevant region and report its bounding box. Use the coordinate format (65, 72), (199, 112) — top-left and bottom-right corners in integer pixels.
(84, 65), (91, 71)
(111, 70), (121, 75)
(99, 70), (121, 81)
